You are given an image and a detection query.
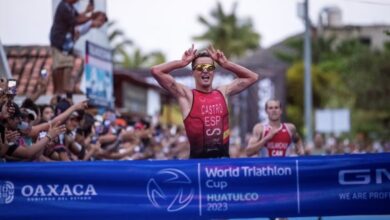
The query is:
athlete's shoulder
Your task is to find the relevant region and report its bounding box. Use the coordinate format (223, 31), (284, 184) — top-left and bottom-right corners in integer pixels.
(283, 123), (297, 138)
(284, 123), (296, 131)
(253, 123), (266, 133)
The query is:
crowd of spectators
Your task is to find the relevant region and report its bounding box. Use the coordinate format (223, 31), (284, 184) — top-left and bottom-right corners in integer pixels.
(0, 75), (389, 162)
(0, 80), (192, 162)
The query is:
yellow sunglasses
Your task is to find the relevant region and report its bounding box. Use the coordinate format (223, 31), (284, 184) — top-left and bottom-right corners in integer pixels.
(193, 64), (216, 72)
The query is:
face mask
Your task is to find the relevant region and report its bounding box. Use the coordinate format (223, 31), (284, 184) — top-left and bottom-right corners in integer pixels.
(17, 121), (31, 132)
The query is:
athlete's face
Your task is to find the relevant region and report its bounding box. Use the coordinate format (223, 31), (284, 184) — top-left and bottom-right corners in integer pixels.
(192, 57), (215, 90)
(266, 100), (282, 122)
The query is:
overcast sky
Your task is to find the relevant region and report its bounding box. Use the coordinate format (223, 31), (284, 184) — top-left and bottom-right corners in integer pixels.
(1, 0), (390, 60)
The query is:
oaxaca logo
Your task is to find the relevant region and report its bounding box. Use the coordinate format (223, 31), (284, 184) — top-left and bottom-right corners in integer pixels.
(147, 168), (194, 212)
(21, 184), (97, 202)
(0, 181), (15, 204)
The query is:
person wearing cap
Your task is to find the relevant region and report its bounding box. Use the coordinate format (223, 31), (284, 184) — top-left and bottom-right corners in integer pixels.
(151, 45), (259, 159)
(0, 99), (87, 160)
(21, 98), (41, 126)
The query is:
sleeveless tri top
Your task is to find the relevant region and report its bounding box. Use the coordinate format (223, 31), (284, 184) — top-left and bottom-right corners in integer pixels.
(262, 123), (292, 157)
(183, 89), (230, 158)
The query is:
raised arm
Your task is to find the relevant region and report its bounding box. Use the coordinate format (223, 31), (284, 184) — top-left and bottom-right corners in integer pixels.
(151, 45), (196, 98)
(3, 123), (65, 159)
(207, 46), (259, 96)
(29, 101), (88, 138)
(75, 3), (94, 25)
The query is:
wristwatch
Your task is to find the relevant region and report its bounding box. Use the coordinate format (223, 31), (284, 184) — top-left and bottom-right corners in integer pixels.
(46, 134), (53, 142)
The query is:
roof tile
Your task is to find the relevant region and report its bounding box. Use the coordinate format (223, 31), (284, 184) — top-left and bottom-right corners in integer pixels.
(4, 46), (83, 96)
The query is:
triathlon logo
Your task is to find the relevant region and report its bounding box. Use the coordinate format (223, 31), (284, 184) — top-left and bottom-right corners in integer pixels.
(147, 168), (194, 212)
(0, 181), (14, 204)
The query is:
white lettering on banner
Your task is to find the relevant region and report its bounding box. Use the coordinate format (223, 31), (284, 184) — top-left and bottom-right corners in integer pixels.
(205, 166), (292, 178)
(205, 167), (240, 178)
(61, 185), (72, 196)
(21, 184), (97, 197)
(376, 169), (390, 184)
(206, 193), (259, 202)
(73, 185), (83, 196)
(339, 191), (390, 200)
(206, 180), (228, 190)
(352, 192), (367, 199)
(241, 166), (292, 177)
(339, 168), (390, 185)
(202, 165), (293, 213)
(369, 192), (390, 199)
(47, 185), (59, 196)
(337, 168), (390, 201)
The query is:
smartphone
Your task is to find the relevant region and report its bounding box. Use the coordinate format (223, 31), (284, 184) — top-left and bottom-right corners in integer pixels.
(7, 79), (17, 95)
(91, 135), (98, 144)
(40, 69), (48, 79)
(17, 121), (30, 131)
(66, 92), (73, 99)
(94, 121), (103, 134)
(39, 131), (48, 139)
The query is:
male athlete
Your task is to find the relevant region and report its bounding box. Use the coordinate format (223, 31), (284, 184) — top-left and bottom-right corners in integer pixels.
(151, 45), (258, 158)
(246, 99), (304, 157)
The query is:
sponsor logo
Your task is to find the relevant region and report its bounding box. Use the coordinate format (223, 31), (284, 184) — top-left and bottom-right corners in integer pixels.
(339, 168), (390, 185)
(21, 184), (98, 202)
(21, 184), (97, 197)
(0, 181), (14, 204)
(0, 181), (98, 203)
(147, 168), (194, 212)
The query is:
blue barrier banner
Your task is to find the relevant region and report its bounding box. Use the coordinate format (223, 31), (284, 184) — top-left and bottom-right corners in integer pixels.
(0, 153), (389, 219)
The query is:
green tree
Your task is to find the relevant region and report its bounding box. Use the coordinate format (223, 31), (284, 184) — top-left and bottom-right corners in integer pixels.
(108, 21), (166, 69)
(277, 36), (350, 132)
(282, 35), (390, 139)
(285, 61), (348, 133)
(336, 41), (390, 138)
(120, 48), (166, 69)
(193, 2), (260, 58)
(108, 21), (134, 66)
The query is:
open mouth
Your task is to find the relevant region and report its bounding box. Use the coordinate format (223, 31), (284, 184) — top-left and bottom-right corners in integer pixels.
(201, 75), (210, 80)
